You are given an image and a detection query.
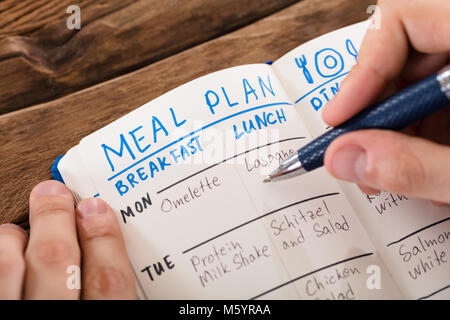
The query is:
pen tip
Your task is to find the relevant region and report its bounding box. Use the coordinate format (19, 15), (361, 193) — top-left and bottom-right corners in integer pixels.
(263, 176), (271, 183)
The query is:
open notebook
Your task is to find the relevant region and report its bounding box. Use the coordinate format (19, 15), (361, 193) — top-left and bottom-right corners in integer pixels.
(57, 21), (450, 300)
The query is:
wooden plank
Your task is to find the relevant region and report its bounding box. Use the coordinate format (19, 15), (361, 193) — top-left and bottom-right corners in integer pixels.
(0, 0), (298, 114)
(0, 0), (376, 226)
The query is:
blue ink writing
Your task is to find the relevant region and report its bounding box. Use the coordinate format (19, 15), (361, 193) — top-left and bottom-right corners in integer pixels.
(346, 39), (358, 62)
(102, 134), (136, 172)
(115, 156), (172, 196)
(169, 135), (203, 164)
(152, 116), (168, 143)
(170, 107), (186, 127)
(315, 48), (344, 78)
(258, 75), (275, 98)
(233, 108), (287, 139)
(295, 55), (314, 84)
(113, 135), (204, 196)
(205, 90), (220, 114)
(204, 75), (277, 116)
(243, 78), (258, 104)
(310, 82), (339, 111)
(222, 87), (238, 107)
(129, 126), (151, 153)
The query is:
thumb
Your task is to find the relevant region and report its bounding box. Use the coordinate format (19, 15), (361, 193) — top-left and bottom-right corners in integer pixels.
(324, 130), (450, 204)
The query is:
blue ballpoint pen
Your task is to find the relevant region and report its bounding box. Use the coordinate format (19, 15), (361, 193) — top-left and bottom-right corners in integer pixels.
(264, 65), (450, 183)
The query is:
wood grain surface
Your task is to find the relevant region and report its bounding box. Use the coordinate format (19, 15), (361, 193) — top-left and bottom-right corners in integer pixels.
(0, 0), (375, 226)
(0, 0), (298, 114)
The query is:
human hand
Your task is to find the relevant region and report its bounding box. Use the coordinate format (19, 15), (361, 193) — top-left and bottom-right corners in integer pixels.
(0, 180), (137, 299)
(322, 0), (450, 205)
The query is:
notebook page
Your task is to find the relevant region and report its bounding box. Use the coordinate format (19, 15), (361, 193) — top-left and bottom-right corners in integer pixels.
(272, 21), (370, 137)
(339, 182), (450, 299)
(58, 147), (99, 203)
(60, 64), (400, 299)
(272, 22), (450, 299)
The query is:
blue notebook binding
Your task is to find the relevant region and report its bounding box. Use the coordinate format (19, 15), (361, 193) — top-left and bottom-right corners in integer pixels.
(51, 155), (65, 184)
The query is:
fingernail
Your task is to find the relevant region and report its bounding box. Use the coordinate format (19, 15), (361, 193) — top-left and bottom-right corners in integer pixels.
(77, 198), (107, 218)
(331, 145), (366, 182)
(31, 180), (68, 196)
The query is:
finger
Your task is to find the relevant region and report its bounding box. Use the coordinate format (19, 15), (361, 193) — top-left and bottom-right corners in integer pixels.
(0, 224), (27, 299)
(322, 0), (450, 127)
(399, 52), (448, 85)
(322, 2), (408, 126)
(352, 53), (448, 109)
(431, 200), (447, 207)
(25, 180), (81, 299)
(76, 198), (137, 299)
(379, 53), (448, 101)
(324, 130), (450, 203)
(357, 184), (380, 195)
(412, 107), (450, 145)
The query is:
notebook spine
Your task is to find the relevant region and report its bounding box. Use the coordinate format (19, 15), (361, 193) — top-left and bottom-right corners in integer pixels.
(50, 155), (65, 184)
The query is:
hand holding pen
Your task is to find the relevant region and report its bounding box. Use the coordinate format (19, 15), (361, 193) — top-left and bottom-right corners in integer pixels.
(267, 0), (450, 206)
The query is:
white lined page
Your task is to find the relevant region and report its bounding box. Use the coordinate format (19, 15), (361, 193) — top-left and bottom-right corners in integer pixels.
(60, 64), (401, 299)
(272, 21), (450, 299)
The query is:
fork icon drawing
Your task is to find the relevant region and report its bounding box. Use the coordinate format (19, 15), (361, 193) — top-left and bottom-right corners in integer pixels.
(295, 55), (314, 84)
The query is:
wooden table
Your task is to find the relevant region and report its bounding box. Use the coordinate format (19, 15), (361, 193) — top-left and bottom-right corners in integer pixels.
(0, 0), (375, 227)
